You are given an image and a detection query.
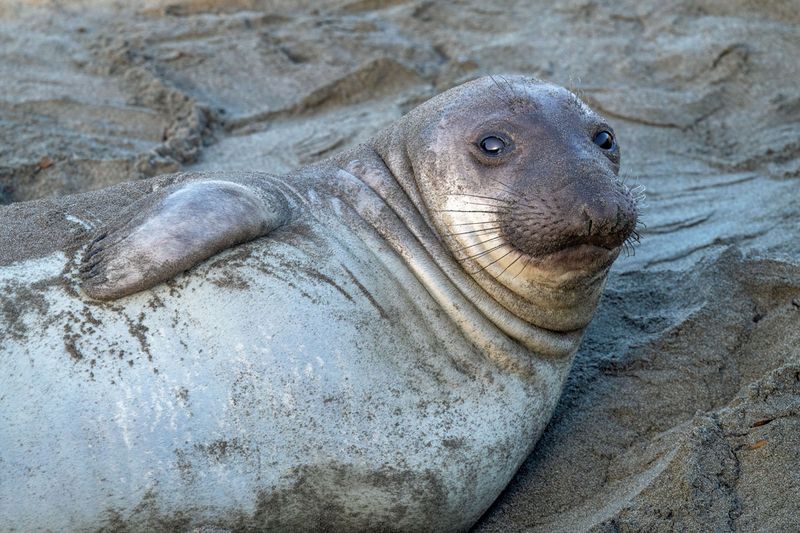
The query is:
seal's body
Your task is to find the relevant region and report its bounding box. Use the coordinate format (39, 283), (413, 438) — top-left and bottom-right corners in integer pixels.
(0, 77), (639, 531)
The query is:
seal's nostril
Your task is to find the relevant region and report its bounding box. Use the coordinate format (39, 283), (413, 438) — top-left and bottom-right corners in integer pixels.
(580, 205), (593, 236)
(568, 195), (638, 250)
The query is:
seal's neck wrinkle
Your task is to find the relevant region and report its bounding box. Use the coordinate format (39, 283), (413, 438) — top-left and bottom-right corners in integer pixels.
(371, 122), (439, 235)
(331, 145), (583, 371)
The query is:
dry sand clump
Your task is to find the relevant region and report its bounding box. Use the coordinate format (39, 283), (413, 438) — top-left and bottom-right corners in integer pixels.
(1, 0), (798, 530)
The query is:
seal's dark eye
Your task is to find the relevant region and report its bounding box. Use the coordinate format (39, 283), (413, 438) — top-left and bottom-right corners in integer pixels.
(479, 136), (506, 156)
(593, 130), (615, 150)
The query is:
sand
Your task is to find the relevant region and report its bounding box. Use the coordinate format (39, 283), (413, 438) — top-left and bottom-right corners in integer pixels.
(1, 0), (798, 530)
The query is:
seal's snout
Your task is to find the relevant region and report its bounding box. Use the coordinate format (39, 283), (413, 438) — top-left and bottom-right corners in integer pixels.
(502, 178), (638, 270)
(575, 188), (639, 250)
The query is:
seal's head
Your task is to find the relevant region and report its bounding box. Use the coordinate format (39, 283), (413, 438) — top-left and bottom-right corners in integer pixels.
(375, 75), (641, 333)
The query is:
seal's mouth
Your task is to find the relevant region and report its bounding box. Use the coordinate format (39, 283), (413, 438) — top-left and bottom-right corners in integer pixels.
(530, 243), (620, 274)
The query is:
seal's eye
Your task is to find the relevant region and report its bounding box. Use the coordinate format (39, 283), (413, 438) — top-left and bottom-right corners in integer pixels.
(479, 136), (506, 156)
(593, 130), (615, 150)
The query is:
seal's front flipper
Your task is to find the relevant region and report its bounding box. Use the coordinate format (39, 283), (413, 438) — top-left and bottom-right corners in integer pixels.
(80, 180), (289, 300)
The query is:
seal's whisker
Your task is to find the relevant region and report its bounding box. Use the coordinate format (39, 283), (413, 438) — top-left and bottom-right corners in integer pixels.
(460, 201), (512, 210)
(447, 219), (500, 227)
(453, 235), (505, 253)
(436, 209), (504, 214)
(446, 226), (503, 236)
(496, 251), (523, 278)
(488, 176), (524, 196)
(446, 192), (549, 216)
(489, 75), (516, 108)
(514, 202), (546, 213)
(460, 243), (510, 262)
(445, 193), (512, 204)
(498, 75), (525, 114)
(627, 183), (647, 207)
(499, 75), (518, 100)
(518, 212), (548, 220)
(511, 255), (533, 280)
(622, 237), (638, 258)
(471, 248), (516, 274)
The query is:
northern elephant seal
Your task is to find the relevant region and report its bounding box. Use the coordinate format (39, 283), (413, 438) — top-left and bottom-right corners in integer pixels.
(0, 76), (639, 531)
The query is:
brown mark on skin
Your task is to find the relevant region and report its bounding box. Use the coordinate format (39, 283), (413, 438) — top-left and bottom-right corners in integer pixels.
(1, 280), (51, 342)
(174, 449), (195, 485)
(145, 293), (165, 310)
(342, 265), (389, 319)
(63, 326), (83, 362)
(194, 438), (248, 462)
(117, 488), (193, 533)
(297, 265), (355, 302)
(94, 463), (448, 531)
(121, 311), (151, 361)
(252, 463), (447, 532)
(175, 386), (189, 405)
(208, 273), (251, 290)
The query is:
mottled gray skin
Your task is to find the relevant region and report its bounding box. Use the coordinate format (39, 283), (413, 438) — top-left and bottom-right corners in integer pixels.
(0, 76), (637, 532)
